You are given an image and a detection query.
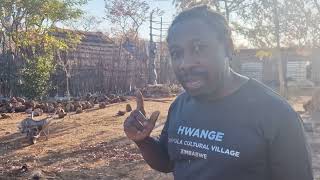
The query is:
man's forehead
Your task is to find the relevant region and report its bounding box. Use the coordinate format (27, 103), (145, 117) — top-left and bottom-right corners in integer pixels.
(169, 38), (209, 49)
(168, 19), (218, 47)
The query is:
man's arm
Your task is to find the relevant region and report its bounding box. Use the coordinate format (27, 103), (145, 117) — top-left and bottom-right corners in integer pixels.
(135, 136), (174, 173)
(135, 116), (173, 173)
(123, 90), (174, 173)
(269, 110), (313, 180)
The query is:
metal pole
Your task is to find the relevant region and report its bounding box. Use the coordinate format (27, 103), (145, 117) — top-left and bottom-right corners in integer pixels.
(160, 17), (163, 83)
(148, 11), (157, 85)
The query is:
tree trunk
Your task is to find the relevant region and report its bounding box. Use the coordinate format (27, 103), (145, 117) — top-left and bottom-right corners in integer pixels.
(272, 0), (286, 97)
(224, 0), (230, 23)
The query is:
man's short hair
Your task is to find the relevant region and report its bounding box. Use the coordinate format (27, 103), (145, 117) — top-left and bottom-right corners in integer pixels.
(167, 5), (234, 58)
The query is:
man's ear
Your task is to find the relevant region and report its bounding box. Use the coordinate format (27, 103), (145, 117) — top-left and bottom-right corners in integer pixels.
(224, 48), (232, 61)
(225, 38), (234, 61)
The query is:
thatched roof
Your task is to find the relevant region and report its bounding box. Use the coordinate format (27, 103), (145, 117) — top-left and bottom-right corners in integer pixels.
(51, 28), (114, 44)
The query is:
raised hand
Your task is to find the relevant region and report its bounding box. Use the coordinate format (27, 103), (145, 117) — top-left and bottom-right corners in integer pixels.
(123, 90), (160, 142)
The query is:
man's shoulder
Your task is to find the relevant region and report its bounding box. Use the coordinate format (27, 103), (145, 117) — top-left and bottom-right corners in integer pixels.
(169, 91), (189, 109)
(247, 79), (301, 130)
(247, 79), (293, 111)
(175, 91), (189, 101)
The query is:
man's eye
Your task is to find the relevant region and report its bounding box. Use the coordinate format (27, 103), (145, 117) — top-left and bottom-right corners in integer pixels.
(193, 44), (206, 54)
(171, 50), (183, 60)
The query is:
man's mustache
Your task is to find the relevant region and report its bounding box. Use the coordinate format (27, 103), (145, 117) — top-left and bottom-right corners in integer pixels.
(177, 69), (208, 80)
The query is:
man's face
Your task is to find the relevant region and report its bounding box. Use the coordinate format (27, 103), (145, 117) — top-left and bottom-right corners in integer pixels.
(168, 19), (228, 97)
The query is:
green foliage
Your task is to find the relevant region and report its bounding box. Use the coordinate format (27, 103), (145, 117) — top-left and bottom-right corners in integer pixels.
(22, 55), (55, 99)
(173, 0), (320, 48)
(0, 0), (87, 97)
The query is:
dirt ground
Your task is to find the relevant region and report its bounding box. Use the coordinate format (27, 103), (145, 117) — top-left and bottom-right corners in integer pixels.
(0, 95), (320, 180)
(0, 98), (174, 180)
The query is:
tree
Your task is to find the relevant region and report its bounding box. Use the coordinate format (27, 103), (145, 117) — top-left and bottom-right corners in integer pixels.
(233, 0), (314, 48)
(173, 0), (320, 97)
(233, 0), (320, 96)
(64, 14), (102, 32)
(105, 0), (160, 88)
(292, 0), (320, 47)
(22, 55), (55, 99)
(0, 0), (87, 98)
(104, 0), (150, 39)
(273, 0), (286, 97)
(173, 0), (247, 22)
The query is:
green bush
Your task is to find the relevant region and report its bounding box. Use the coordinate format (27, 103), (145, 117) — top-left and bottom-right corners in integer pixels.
(22, 55), (55, 99)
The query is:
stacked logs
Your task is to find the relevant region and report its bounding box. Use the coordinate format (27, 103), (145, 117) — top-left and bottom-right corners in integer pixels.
(141, 84), (180, 98)
(0, 94), (129, 115)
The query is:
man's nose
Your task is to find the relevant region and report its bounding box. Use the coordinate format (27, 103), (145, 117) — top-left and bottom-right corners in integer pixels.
(178, 56), (199, 72)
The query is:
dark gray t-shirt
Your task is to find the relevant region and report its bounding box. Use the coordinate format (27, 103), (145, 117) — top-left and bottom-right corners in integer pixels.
(159, 79), (313, 180)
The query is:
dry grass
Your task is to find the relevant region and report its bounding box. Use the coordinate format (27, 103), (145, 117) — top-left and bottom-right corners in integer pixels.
(0, 98), (175, 180)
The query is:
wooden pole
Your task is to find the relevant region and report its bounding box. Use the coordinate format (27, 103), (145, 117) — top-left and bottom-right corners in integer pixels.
(272, 0), (286, 97)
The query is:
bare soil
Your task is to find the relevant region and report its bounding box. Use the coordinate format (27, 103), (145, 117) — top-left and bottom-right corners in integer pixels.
(1, 95), (320, 179)
(0, 98), (174, 180)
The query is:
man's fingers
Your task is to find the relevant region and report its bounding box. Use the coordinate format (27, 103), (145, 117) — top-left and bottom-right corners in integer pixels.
(132, 110), (147, 122)
(149, 111), (160, 124)
(125, 110), (148, 131)
(135, 90), (146, 116)
(132, 118), (144, 131)
(124, 122), (141, 136)
(124, 116), (144, 132)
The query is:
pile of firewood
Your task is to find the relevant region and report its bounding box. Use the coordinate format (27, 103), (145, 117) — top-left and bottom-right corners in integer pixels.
(141, 84), (182, 98)
(0, 94), (128, 115)
(0, 97), (30, 113)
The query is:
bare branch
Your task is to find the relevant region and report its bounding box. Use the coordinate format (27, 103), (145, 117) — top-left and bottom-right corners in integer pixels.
(314, 0), (320, 13)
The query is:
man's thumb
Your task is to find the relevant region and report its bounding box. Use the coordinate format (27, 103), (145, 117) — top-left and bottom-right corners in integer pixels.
(135, 89), (146, 116)
(149, 111), (160, 124)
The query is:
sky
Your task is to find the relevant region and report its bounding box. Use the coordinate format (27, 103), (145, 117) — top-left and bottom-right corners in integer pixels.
(80, 0), (247, 46)
(81, 0), (177, 41)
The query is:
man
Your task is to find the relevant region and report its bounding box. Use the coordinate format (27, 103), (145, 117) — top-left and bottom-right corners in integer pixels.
(123, 5), (313, 180)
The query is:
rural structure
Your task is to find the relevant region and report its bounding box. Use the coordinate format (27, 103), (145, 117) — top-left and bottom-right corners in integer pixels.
(1, 29), (318, 98)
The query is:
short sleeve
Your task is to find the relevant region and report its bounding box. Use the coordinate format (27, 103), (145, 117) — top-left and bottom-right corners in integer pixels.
(158, 118), (170, 150)
(157, 99), (178, 151)
(268, 109), (313, 180)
